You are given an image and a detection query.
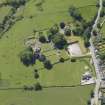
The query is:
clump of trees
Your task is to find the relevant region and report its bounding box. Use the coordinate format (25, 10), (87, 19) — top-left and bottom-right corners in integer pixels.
(20, 47), (35, 66)
(69, 6), (83, 21)
(52, 33), (67, 49)
(4, 0), (27, 8)
(39, 32), (46, 43)
(23, 82), (42, 91)
(49, 24), (59, 35)
(48, 24), (67, 49)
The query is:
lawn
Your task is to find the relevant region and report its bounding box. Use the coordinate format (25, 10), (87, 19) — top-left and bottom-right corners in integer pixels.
(0, 6), (11, 23)
(0, 0), (97, 105)
(0, 85), (94, 105)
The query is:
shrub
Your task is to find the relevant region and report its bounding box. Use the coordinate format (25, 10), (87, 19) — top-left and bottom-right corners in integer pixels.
(52, 33), (67, 49)
(59, 57), (65, 62)
(20, 47), (35, 66)
(44, 60), (53, 69)
(34, 72), (39, 79)
(64, 28), (71, 36)
(60, 22), (65, 29)
(34, 82), (42, 91)
(39, 35), (46, 43)
(71, 59), (76, 62)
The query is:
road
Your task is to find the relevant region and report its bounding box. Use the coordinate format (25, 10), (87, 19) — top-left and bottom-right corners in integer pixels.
(89, 0), (103, 105)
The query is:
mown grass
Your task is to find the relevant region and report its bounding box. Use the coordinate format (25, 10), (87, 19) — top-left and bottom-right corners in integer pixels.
(0, 6), (11, 23)
(0, 85), (94, 105)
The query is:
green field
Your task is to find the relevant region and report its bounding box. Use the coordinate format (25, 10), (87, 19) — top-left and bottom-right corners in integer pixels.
(0, 85), (94, 105)
(0, 0), (97, 105)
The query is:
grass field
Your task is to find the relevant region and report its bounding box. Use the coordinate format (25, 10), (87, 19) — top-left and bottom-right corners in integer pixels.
(0, 0), (97, 105)
(0, 85), (94, 105)
(0, 6), (11, 23)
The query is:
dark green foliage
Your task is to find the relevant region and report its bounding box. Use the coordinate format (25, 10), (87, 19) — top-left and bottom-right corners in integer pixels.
(103, 0), (105, 7)
(69, 6), (83, 21)
(87, 100), (91, 105)
(71, 59), (76, 62)
(64, 28), (71, 36)
(93, 30), (98, 36)
(38, 54), (46, 62)
(34, 82), (42, 91)
(59, 57), (65, 63)
(39, 35), (46, 43)
(5, 0), (27, 8)
(34, 72), (39, 79)
(44, 60), (53, 69)
(60, 22), (65, 29)
(99, 53), (105, 60)
(73, 26), (83, 36)
(49, 24), (59, 35)
(20, 47), (35, 66)
(90, 90), (94, 98)
(52, 34), (67, 49)
(23, 85), (34, 91)
(84, 40), (90, 48)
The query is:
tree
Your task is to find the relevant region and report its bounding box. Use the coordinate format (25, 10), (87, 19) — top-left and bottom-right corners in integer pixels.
(69, 6), (83, 21)
(49, 24), (59, 35)
(34, 72), (39, 79)
(64, 27), (71, 36)
(39, 35), (46, 43)
(60, 22), (65, 29)
(38, 54), (46, 62)
(34, 82), (42, 91)
(20, 47), (35, 66)
(44, 60), (53, 69)
(100, 9), (105, 17)
(52, 34), (67, 49)
(73, 26), (83, 36)
(87, 100), (91, 105)
(103, 0), (105, 7)
(93, 30), (98, 36)
(99, 53), (105, 60)
(84, 40), (90, 48)
(59, 57), (65, 62)
(90, 90), (94, 98)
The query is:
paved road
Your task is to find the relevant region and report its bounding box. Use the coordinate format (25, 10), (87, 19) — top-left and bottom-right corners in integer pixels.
(90, 0), (103, 105)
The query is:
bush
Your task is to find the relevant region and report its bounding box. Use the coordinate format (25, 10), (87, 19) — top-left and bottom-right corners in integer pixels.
(44, 60), (53, 69)
(39, 35), (46, 43)
(69, 6), (83, 21)
(38, 54), (46, 62)
(84, 41), (90, 48)
(59, 57), (65, 62)
(71, 59), (76, 62)
(49, 24), (59, 35)
(87, 100), (91, 105)
(34, 69), (38, 72)
(34, 82), (42, 91)
(52, 33), (67, 49)
(64, 28), (71, 36)
(90, 90), (94, 98)
(34, 72), (39, 79)
(20, 47), (35, 66)
(60, 22), (65, 29)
